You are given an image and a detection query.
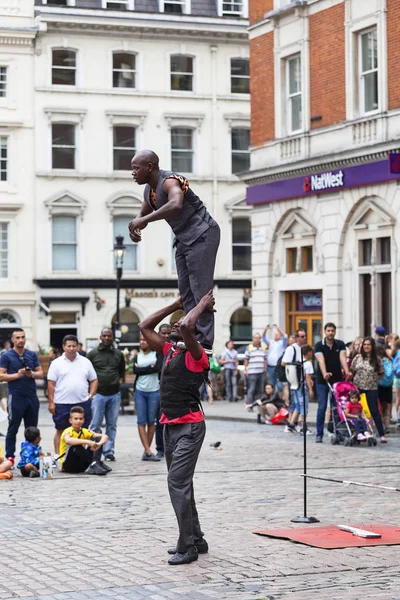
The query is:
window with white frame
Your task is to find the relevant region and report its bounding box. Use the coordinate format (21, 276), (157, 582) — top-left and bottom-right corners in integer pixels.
(113, 216), (137, 271)
(171, 128), (193, 173)
(230, 59), (249, 94)
(113, 53), (136, 89)
(0, 137), (7, 182)
(222, 0), (243, 16)
(170, 55), (193, 91)
(52, 124), (75, 170)
(105, 0), (133, 10)
(359, 27), (378, 114)
(162, 0), (187, 13)
(232, 218), (251, 271)
(0, 67), (7, 98)
(231, 128), (250, 174)
(113, 126), (136, 171)
(52, 216), (77, 271)
(0, 223), (8, 278)
(286, 54), (302, 133)
(52, 49), (76, 86)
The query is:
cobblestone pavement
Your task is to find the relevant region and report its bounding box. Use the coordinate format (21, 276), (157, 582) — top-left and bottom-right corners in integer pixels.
(1, 407), (400, 600)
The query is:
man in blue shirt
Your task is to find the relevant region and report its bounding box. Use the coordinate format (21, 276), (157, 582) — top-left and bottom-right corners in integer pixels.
(0, 329), (43, 461)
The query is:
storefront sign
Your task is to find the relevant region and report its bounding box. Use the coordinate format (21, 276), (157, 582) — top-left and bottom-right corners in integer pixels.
(125, 289), (179, 299)
(296, 292), (322, 312)
(247, 155), (400, 206)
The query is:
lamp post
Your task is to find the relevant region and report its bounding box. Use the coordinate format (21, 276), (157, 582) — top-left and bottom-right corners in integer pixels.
(114, 235), (125, 345)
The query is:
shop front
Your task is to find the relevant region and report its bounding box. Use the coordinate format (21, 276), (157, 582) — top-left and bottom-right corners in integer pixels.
(286, 291), (322, 345)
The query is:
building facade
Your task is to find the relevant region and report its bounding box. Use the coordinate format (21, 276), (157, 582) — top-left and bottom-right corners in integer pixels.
(0, 0), (252, 352)
(245, 0), (400, 345)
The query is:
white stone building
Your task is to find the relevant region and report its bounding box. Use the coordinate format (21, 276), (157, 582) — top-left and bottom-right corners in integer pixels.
(246, 0), (400, 345)
(0, 0), (251, 352)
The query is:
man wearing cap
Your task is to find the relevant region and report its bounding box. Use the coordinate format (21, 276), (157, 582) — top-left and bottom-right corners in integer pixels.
(375, 326), (386, 347)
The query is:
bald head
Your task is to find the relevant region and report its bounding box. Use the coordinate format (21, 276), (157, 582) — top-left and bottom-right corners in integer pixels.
(131, 150), (160, 185)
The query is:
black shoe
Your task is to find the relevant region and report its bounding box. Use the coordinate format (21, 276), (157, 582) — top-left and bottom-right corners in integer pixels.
(142, 453), (161, 462)
(168, 547), (198, 565)
(257, 414), (262, 424)
(156, 451), (164, 458)
(168, 538), (208, 555)
(315, 437), (323, 443)
(29, 470), (40, 478)
(104, 454), (115, 462)
(98, 461), (112, 473)
(86, 461), (108, 476)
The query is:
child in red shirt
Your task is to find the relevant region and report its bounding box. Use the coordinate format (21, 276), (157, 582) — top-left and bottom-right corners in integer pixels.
(344, 390), (370, 441)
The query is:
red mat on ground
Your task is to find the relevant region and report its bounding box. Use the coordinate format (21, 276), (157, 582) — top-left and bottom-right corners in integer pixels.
(253, 524), (400, 549)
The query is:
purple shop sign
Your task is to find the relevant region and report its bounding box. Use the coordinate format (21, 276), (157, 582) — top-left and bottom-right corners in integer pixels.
(296, 292), (322, 312)
(247, 155), (400, 206)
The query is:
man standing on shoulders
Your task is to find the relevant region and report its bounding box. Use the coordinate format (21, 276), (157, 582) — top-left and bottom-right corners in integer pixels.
(129, 150), (220, 353)
(87, 328), (125, 462)
(47, 335), (98, 456)
(244, 334), (267, 408)
(0, 329), (43, 464)
(139, 292), (213, 566)
(262, 324), (288, 388)
(315, 322), (350, 443)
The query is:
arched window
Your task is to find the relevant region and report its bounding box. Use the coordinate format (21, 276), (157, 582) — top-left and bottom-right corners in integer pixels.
(112, 307), (140, 346)
(230, 307), (252, 342)
(0, 310), (20, 349)
(0, 311), (17, 325)
(52, 49), (76, 86)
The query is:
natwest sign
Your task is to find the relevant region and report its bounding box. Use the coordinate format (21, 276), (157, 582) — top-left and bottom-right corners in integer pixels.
(304, 170), (344, 193)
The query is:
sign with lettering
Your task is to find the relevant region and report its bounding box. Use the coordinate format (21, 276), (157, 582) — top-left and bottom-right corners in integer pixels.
(125, 289), (178, 299)
(296, 292), (322, 312)
(247, 156), (400, 206)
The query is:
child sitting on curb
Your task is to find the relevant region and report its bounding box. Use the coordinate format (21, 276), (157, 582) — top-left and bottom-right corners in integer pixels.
(59, 406), (110, 476)
(0, 441), (13, 479)
(17, 426), (44, 478)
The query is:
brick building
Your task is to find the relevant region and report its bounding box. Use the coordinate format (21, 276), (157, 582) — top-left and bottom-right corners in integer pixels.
(245, 0), (400, 345)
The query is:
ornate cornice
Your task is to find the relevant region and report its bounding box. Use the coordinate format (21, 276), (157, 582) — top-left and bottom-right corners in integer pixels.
(0, 35), (35, 45)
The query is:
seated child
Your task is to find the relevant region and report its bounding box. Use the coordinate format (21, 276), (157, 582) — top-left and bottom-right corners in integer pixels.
(0, 441), (13, 479)
(344, 390), (370, 441)
(59, 406), (110, 476)
(17, 426), (44, 478)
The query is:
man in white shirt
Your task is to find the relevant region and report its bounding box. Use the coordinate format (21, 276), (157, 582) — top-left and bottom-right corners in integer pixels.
(281, 329), (311, 434)
(262, 323), (288, 388)
(47, 335), (98, 454)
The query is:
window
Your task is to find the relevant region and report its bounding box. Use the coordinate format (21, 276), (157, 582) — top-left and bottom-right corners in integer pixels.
(171, 128), (193, 172)
(286, 54), (302, 133)
(359, 28), (378, 114)
(163, 0), (186, 13)
(231, 128), (250, 174)
(106, 0), (132, 9)
(52, 216), (77, 271)
(170, 56), (193, 91)
(231, 59), (249, 94)
(113, 53), (136, 89)
(113, 126), (136, 171)
(0, 137), (7, 182)
(232, 218), (251, 271)
(302, 246), (313, 272)
(0, 67), (7, 98)
(230, 308), (252, 343)
(0, 223), (8, 278)
(287, 248), (297, 273)
(52, 49), (76, 86)
(359, 239), (372, 266)
(52, 124), (75, 170)
(114, 216), (137, 271)
(378, 237), (391, 265)
(222, 0), (243, 16)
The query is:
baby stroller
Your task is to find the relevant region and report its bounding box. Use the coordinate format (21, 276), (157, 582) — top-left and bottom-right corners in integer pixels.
(328, 381), (377, 447)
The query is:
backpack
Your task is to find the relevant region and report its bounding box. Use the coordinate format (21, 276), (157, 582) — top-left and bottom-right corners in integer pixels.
(379, 357), (394, 387)
(209, 356), (221, 374)
(275, 346), (296, 383)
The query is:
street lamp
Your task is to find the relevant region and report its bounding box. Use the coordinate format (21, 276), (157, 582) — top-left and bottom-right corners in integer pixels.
(114, 235), (125, 345)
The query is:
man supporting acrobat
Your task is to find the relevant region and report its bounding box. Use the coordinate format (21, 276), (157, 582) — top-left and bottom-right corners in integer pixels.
(129, 150), (220, 352)
(139, 291), (215, 565)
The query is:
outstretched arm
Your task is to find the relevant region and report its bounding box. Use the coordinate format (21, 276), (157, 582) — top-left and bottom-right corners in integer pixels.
(180, 291), (215, 361)
(139, 298), (183, 354)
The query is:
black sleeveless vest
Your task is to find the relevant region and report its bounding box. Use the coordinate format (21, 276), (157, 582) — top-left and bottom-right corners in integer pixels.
(160, 348), (205, 420)
(144, 169), (216, 246)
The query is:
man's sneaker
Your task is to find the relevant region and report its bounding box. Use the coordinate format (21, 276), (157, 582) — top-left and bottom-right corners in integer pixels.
(98, 461), (112, 473)
(142, 453), (161, 462)
(168, 538), (208, 555)
(104, 454), (115, 462)
(284, 424), (296, 433)
(315, 437), (323, 443)
(6, 457), (14, 470)
(29, 470), (40, 478)
(299, 427), (313, 436)
(156, 451), (164, 458)
(86, 461), (108, 476)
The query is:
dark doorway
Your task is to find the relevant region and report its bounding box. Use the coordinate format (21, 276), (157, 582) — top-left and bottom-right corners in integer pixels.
(50, 328), (77, 354)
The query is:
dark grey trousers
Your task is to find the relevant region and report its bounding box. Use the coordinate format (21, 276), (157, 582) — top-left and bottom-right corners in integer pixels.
(164, 421), (206, 552)
(175, 224), (220, 348)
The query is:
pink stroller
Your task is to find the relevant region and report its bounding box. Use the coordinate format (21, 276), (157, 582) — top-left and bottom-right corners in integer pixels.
(328, 381), (377, 447)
